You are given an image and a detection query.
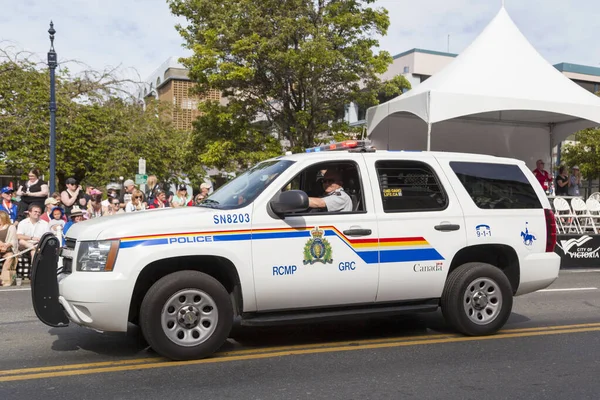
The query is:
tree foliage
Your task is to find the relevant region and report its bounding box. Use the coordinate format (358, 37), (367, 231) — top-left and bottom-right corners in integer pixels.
(0, 48), (188, 190)
(169, 0), (402, 171)
(561, 128), (600, 181)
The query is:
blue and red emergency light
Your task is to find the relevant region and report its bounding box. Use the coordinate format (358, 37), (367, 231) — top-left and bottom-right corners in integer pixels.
(305, 140), (372, 153)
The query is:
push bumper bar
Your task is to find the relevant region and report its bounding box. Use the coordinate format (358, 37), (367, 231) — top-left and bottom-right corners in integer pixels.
(31, 232), (69, 327)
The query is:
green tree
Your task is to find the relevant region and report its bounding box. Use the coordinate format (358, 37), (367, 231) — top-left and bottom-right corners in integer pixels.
(0, 49), (188, 190)
(169, 0), (395, 171)
(561, 128), (600, 184)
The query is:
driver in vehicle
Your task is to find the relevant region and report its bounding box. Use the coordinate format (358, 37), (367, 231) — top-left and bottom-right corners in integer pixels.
(308, 169), (352, 212)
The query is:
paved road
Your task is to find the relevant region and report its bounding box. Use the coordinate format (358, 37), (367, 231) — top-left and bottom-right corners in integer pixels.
(1, 270), (600, 399)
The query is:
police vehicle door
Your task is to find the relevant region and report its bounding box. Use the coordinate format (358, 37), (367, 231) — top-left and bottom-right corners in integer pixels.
(365, 155), (467, 302)
(250, 157), (380, 311)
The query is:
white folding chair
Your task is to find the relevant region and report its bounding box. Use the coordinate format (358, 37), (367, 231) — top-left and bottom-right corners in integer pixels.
(571, 197), (597, 233)
(586, 198), (600, 225)
(589, 192), (600, 202)
(553, 197), (581, 234)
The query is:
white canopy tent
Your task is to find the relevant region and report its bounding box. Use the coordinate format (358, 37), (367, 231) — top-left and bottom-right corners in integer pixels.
(366, 7), (600, 168)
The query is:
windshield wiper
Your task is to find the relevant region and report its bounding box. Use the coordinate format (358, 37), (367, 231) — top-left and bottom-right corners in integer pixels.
(197, 199), (220, 208)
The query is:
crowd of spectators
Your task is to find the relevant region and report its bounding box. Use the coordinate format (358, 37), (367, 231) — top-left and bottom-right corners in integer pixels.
(0, 170), (213, 286)
(533, 159), (581, 196)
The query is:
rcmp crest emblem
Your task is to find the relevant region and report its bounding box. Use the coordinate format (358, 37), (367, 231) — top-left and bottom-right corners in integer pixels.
(303, 226), (333, 265)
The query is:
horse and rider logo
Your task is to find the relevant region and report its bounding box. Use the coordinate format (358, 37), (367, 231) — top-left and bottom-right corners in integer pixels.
(303, 227), (333, 265)
(521, 222), (536, 246)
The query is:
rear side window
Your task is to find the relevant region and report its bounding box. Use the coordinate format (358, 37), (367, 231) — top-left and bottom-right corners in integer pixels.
(375, 160), (448, 212)
(450, 162), (541, 209)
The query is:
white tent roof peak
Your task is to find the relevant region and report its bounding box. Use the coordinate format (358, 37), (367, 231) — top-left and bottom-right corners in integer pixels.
(366, 6), (600, 168)
(397, 7), (599, 109)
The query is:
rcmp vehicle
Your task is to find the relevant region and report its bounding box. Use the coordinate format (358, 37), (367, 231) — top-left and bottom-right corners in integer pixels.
(31, 141), (560, 360)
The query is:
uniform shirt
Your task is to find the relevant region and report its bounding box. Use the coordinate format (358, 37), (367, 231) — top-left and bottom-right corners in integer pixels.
(322, 189), (352, 212)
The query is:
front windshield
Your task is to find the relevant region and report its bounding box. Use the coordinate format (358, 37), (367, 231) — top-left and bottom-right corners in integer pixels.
(200, 160), (294, 209)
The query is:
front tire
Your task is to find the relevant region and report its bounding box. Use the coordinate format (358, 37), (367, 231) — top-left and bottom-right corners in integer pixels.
(140, 271), (233, 360)
(441, 262), (513, 336)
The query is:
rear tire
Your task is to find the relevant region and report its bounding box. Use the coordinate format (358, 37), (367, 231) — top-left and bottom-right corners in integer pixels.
(140, 271), (233, 360)
(441, 262), (513, 336)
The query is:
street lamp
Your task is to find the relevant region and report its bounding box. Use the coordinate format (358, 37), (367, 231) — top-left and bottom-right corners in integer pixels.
(48, 21), (57, 194)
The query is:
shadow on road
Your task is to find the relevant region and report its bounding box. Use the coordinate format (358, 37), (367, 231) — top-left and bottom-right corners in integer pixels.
(48, 324), (151, 357)
(229, 312), (449, 347)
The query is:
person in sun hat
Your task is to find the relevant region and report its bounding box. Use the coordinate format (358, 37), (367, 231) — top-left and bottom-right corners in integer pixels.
(63, 206), (84, 236)
(568, 165), (581, 196)
(0, 186), (18, 224)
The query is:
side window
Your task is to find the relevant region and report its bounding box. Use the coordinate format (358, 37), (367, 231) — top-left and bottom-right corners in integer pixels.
(375, 160), (448, 212)
(280, 161), (365, 213)
(450, 162), (542, 209)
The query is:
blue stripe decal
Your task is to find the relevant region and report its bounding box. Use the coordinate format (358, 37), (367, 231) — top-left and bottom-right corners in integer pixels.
(212, 234), (252, 242)
(355, 251), (379, 264)
(120, 238), (169, 248)
(252, 231), (310, 240)
(379, 248), (444, 263)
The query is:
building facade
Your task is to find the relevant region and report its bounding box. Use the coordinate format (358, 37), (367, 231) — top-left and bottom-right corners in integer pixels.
(137, 57), (221, 131)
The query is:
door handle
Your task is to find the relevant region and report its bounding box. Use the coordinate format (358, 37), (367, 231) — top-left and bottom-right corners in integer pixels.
(434, 224), (460, 232)
(343, 229), (372, 237)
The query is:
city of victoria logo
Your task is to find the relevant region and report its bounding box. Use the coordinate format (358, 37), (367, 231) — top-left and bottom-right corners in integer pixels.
(303, 227), (333, 265)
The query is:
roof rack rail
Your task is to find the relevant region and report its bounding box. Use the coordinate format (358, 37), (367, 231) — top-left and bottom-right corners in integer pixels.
(305, 140), (376, 153)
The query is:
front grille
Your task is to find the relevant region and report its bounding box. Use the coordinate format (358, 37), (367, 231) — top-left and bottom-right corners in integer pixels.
(65, 237), (76, 250)
(59, 237), (76, 275)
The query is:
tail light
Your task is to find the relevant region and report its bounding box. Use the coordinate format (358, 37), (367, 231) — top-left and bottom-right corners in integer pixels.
(544, 209), (557, 252)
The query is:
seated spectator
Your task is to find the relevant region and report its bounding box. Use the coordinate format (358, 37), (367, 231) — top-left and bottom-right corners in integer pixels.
(555, 166), (569, 196)
(48, 207), (66, 233)
(148, 189), (169, 209)
(171, 185), (191, 208)
(16, 204), (49, 258)
(126, 189), (146, 212)
(40, 197), (67, 223)
(0, 210), (18, 286)
(63, 206), (84, 236)
(105, 197), (124, 216)
(87, 190), (106, 218)
(0, 187), (18, 224)
(189, 193), (206, 206)
(101, 189), (118, 208)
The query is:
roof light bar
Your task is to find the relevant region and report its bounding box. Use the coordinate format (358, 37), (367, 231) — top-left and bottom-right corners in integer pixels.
(305, 140), (370, 153)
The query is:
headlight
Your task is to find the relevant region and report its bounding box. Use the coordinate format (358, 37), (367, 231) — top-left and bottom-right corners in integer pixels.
(77, 241), (120, 272)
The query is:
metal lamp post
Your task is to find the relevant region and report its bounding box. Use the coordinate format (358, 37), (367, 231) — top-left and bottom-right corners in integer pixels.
(48, 21), (57, 194)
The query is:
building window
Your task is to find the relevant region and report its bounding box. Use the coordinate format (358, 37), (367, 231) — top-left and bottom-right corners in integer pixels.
(157, 77), (161, 86)
(403, 66), (410, 74)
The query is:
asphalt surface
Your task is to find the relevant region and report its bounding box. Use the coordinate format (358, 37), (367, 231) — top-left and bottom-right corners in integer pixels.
(1, 270), (600, 399)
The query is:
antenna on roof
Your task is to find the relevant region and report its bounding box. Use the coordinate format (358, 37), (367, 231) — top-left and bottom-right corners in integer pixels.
(447, 34), (450, 53)
(501, 0), (505, 7)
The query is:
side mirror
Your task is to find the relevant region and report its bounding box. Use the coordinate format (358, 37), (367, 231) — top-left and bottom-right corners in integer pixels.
(270, 190), (309, 215)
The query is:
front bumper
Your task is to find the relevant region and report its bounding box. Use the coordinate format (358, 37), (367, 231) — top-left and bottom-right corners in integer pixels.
(31, 233), (131, 332)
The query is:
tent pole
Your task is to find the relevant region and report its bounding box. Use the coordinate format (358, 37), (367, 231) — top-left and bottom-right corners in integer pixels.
(548, 123), (555, 174)
(427, 123), (432, 151)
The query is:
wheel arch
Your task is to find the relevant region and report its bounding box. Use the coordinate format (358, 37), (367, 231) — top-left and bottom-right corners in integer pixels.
(448, 244), (520, 294)
(128, 255), (242, 324)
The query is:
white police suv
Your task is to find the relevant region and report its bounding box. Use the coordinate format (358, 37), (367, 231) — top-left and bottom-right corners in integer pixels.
(31, 140), (560, 360)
